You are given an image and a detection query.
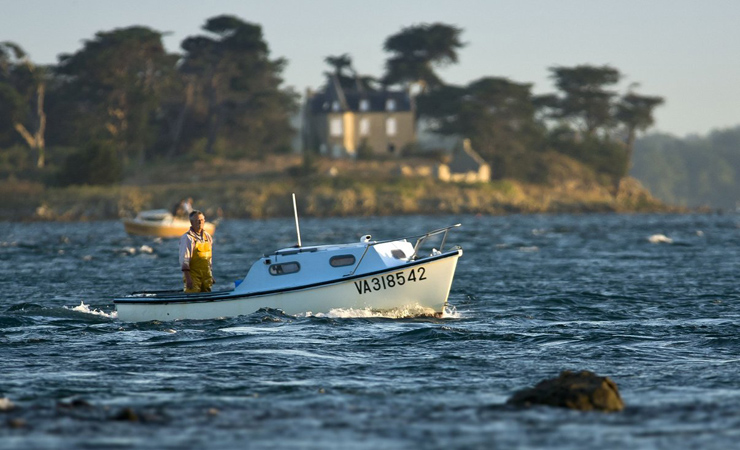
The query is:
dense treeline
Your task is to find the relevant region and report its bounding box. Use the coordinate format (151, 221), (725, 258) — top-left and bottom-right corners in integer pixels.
(632, 127), (740, 210)
(0, 16), (297, 185)
(1, 17), (664, 194)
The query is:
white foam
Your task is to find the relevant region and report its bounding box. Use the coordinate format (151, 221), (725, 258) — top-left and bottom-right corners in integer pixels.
(220, 326), (282, 334)
(648, 234), (673, 244)
(67, 301), (118, 319)
(442, 304), (461, 319)
(0, 397), (14, 411)
(302, 303), (457, 319)
(518, 246), (539, 252)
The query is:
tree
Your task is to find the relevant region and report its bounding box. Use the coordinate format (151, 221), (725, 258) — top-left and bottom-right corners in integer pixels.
(55, 27), (178, 164)
(176, 15), (297, 157)
(615, 91), (664, 166)
(632, 128), (739, 209)
(0, 42), (47, 167)
(547, 65), (621, 137)
(324, 53), (355, 84)
(56, 140), (122, 186)
(382, 23), (464, 93)
(323, 53), (377, 93)
(418, 77), (544, 179)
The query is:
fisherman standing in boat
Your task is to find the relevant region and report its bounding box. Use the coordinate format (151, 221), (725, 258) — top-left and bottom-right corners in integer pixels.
(179, 210), (214, 293)
(172, 197), (194, 218)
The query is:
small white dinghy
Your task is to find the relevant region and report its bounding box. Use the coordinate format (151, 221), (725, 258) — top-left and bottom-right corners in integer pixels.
(114, 223), (462, 322)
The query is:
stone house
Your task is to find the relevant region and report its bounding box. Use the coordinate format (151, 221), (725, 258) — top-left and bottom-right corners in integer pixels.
(302, 75), (416, 158)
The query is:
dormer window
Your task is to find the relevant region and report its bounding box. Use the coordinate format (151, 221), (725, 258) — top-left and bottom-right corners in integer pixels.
(359, 99), (370, 112)
(385, 99), (396, 111)
(332, 101), (341, 112)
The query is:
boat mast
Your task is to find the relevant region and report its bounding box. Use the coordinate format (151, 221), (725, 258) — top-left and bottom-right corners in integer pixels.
(292, 193), (302, 247)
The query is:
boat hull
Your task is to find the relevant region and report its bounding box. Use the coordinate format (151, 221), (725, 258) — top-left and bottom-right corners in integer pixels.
(115, 249), (461, 322)
(122, 218), (216, 238)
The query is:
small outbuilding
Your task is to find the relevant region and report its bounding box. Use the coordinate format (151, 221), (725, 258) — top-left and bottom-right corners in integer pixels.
(437, 139), (490, 183)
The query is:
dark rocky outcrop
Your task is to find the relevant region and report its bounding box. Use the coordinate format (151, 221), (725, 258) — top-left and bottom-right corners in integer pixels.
(112, 407), (139, 422)
(507, 370), (624, 412)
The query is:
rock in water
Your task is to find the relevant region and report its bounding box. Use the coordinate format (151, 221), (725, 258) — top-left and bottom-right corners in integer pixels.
(112, 407), (139, 421)
(507, 370), (624, 412)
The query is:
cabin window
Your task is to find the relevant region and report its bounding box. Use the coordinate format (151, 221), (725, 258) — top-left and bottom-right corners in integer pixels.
(330, 118), (343, 136)
(391, 249), (407, 259)
(386, 99), (396, 111)
(330, 255), (356, 267)
(269, 262), (300, 275)
(359, 99), (370, 111)
(332, 101), (341, 112)
(385, 117), (397, 136)
(359, 118), (370, 136)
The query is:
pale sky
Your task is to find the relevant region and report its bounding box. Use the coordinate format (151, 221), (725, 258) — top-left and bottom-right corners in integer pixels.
(3, 0), (739, 137)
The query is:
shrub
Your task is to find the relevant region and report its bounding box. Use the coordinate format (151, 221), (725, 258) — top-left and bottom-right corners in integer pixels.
(56, 141), (123, 186)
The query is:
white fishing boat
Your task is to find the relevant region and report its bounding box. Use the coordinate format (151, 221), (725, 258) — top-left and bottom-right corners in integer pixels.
(114, 223), (463, 322)
(122, 209), (217, 238)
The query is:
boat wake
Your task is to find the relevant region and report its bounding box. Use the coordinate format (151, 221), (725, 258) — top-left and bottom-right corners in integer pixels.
(66, 301), (118, 319)
(302, 304), (461, 319)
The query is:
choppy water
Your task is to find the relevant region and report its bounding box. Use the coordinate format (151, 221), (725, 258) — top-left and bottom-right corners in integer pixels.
(1, 213), (739, 449)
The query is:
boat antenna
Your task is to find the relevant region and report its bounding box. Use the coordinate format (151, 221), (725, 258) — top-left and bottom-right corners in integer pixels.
(292, 193), (302, 247)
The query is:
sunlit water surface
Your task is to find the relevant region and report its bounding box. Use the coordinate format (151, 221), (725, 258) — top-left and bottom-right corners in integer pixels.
(1, 213), (739, 449)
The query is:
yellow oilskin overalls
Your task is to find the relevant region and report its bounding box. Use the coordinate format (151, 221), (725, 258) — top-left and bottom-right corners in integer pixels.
(184, 239), (213, 293)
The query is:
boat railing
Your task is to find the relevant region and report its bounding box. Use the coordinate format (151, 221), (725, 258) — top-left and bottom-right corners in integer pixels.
(345, 224), (461, 277)
(409, 223), (461, 260)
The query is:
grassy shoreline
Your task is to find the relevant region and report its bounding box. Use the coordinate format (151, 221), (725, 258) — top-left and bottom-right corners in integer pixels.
(2, 173), (676, 223)
(3, 155), (681, 222)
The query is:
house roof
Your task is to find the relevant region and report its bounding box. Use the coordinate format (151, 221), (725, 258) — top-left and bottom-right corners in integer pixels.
(307, 76), (413, 114)
(448, 139), (489, 173)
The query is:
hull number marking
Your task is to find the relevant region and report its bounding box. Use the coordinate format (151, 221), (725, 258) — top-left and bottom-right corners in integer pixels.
(354, 267), (427, 294)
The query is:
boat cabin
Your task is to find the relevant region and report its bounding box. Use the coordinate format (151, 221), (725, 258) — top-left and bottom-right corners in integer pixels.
(232, 239), (416, 294)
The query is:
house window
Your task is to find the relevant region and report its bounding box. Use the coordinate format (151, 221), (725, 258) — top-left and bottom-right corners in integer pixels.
(332, 101), (341, 112)
(359, 99), (370, 112)
(330, 118), (343, 136)
(269, 262), (300, 275)
(386, 99), (396, 111)
(330, 255), (356, 267)
(359, 118), (370, 136)
(385, 117), (397, 136)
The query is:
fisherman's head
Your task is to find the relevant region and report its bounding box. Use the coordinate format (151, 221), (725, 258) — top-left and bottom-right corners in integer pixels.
(189, 210), (205, 232)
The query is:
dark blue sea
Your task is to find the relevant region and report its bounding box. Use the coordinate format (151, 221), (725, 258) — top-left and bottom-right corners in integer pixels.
(1, 213), (739, 449)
